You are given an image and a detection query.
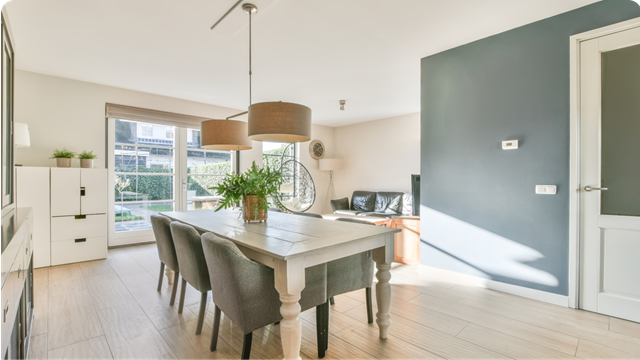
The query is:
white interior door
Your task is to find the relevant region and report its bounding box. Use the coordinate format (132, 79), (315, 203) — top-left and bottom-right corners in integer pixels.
(579, 25), (640, 322)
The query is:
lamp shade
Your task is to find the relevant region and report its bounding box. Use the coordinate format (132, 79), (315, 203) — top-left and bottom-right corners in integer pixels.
(14, 122), (30, 147)
(248, 101), (311, 143)
(319, 159), (342, 171)
(200, 119), (252, 150)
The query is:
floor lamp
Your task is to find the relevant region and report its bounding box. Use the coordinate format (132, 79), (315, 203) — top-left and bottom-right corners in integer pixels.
(319, 159), (343, 214)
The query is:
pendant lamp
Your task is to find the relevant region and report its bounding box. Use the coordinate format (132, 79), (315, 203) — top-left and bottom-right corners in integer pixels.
(200, 119), (252, 150)
(248, 102), (311, 142)
(240, 4), (312, 143)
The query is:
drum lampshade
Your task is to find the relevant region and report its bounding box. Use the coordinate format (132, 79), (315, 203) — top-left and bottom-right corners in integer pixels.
(248, 102), (311, 143)
(200, 120), (252, 150)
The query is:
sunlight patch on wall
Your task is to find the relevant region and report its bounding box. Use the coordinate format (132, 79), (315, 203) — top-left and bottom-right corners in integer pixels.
(421, 205), (559, 287)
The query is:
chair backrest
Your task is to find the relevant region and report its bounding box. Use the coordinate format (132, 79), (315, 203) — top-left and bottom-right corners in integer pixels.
(293, 211), (323, 218)
(201, 233), (282, 334)
(170, 222), (211, 292)
(268, 207), (282, 213)
(150, 214), (179, 271)
(335, 217), (375, 226)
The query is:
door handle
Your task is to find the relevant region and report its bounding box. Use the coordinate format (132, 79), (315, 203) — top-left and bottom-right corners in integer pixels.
(584, 186), (608, 192)
(182, 179), (187, 192)
(3, 302), (8, 323)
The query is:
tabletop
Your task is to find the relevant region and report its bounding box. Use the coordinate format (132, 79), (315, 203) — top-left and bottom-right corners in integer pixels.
(160, 209), (400, 261)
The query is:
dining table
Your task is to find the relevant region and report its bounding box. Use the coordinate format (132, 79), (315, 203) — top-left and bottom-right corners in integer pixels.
(161, 209), (400, 360)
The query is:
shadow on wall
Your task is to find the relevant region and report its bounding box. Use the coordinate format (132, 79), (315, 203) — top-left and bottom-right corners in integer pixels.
(420, 205), (559, 288)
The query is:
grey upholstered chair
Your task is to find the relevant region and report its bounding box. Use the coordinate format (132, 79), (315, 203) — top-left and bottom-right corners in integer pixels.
(293, 211), (323, 218)
(150, 215), (180, 306)
(170, 222), (212, 335)
(331, 217), (375, 324)
(201, 233), (329, 359)
(268, 207), (282, 213)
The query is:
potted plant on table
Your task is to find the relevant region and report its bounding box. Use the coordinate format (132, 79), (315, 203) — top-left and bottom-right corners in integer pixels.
(211, 161), (284, 222)
(50, 148), (76, 167)
(78, 150), (98, 168)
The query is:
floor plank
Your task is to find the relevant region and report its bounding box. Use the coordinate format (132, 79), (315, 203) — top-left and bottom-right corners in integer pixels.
(47, 336), (113, 360)
(31, 243), (640, 360)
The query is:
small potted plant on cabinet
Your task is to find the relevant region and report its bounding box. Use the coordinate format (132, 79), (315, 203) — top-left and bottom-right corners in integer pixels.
(50, 148), (76, 167)
(211, 161), (284, 222)
(78, 150), (98, 168)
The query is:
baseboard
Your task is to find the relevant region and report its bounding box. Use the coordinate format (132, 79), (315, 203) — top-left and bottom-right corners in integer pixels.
(422, 265), (569, 307)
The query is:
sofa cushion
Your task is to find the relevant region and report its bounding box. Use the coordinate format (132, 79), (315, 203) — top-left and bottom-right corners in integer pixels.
(374, 192), (404, 214)
(334, 210), (361, 216)
(330, 197), (350, 212)
(357, 212), (398, 219)
(351, 191), (376, 212)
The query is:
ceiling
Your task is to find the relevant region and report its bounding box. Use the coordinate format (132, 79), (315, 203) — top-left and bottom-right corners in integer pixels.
(6, 0), (599, 127)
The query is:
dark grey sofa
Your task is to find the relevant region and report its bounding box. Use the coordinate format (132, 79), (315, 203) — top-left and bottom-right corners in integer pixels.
(330, 191), (410, 218)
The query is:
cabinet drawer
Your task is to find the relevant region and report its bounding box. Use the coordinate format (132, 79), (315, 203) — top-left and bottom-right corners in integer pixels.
(51, 237), (108, 266)
(51, 214), (107, 242)
(1, 267), (14, 353)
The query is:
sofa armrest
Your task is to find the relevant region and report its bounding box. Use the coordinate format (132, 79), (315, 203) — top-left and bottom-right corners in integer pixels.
(330, 197), (350, 211)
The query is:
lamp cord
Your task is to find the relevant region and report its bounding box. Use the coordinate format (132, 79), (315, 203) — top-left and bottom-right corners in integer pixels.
(249, 9), (252, 106)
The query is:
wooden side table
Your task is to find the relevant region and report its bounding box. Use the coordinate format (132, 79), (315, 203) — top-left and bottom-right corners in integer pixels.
(390, 216), (420, 265)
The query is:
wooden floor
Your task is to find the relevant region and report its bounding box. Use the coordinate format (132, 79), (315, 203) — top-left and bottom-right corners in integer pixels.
(28, 244), (640, 360)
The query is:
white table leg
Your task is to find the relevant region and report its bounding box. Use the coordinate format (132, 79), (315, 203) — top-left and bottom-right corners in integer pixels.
(373, 235), (395, 339)
(165, 267), (174, 285)
(274, 257), (306, 360)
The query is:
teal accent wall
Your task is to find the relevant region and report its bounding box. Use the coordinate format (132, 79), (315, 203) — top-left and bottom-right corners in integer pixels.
(420, 0), (640, 296)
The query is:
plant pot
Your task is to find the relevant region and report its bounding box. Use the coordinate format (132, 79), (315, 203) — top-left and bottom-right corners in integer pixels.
(80, 159), (94, 168)
(242, 195), (267, 222)
(56, 158), (72, 167)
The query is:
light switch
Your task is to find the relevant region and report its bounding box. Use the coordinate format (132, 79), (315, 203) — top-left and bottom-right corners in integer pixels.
(535, 185), (557, 195)
(502, 140), (519, 150)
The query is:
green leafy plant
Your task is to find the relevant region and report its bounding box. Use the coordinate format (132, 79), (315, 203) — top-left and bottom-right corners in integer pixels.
(78, 150), (98, 160)
(210, 161), (284, 214)
(50, 148), (76, 159)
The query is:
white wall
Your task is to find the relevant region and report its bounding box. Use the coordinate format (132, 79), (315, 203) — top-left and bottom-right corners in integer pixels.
(333, 112), (420, 200)
(15, 70), (336, 214)
(302, 124), (335, 214)
(15, 70), (242, 168)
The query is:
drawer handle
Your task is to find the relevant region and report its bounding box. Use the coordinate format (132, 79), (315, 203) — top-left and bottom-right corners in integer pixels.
(80, 187), (86, 196)
(17, 265), (22, 279)
(75, 215), (86, 220)
(3, 302), (8, 323)
(75, 238), (87, 243)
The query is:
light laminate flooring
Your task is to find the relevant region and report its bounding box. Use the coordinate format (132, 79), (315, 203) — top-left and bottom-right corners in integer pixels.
(28, 244), (640, 360)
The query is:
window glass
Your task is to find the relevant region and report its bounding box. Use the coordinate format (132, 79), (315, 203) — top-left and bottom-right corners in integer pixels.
(114, 119), (175, 232)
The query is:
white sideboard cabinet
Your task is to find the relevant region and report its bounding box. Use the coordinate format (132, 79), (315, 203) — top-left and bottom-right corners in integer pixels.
(17, 167), (108, 267)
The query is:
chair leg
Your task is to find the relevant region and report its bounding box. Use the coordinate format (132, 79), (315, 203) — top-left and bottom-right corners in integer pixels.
(178, 278), (187, 314)
(241, 332), (253, 360)
(323, 301), (329, 351)
(366, 287), (373, 324)
(316, 303), (326, 358)
(210, 305), (222, 352)
(329, 296), (335, 305)
(195, 291), (208, 335)
(157, 263), (165, 292)
(169, 270), (179, 306)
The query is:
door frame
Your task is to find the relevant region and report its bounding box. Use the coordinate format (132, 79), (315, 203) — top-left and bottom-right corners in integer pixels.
(568, 16), (640, 309)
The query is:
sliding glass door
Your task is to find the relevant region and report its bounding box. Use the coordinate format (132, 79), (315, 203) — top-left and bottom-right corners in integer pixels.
(108, 118), (235, 246)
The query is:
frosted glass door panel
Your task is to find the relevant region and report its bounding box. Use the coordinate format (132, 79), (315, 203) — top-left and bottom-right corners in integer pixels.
(601, 44), (640, 217)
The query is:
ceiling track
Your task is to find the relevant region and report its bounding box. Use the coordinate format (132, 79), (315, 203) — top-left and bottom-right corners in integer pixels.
(210, 0), (244, 30)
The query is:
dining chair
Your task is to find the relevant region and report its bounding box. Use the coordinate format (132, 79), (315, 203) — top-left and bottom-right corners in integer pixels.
(293, 211), (323, 218)
(150, 214), (180, 306)
(268, 207), (282, 212)
(201, 233), (330, 359)
(170, 222), (212, 335)
(331, 217), (375, 324)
